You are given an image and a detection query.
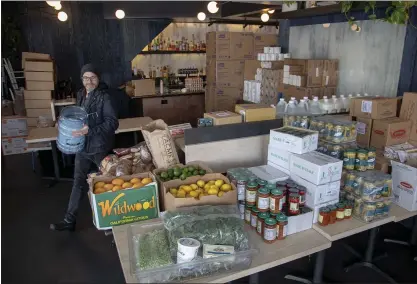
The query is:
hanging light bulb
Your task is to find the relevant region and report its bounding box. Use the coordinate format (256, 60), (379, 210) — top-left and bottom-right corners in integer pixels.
(115, 9), (125, 19)
(268, 9), (275, 14)
(207, 1), (219, 14)
(322, 23), (330, 28)
(261, 13), (269, 22)
(197, 12), (206, 21)
(57, 11), (68, 22)
(54, 3), (62, 10)
(46, 1), (60, 7)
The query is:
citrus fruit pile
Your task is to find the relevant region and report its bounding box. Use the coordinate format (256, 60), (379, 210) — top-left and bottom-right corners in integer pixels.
(93, 177), (153, 194)
(169, 179), (233, 199)
(157, 165), (207, 182)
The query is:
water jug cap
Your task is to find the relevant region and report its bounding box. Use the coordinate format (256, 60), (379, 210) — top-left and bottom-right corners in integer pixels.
(332, 95), (336, 98)
(323, 96), (328, 99)
(313, 97), (319, 101)
(303, 96), (308, 100)
(340, 95), (345, 98)
(280, 98), (285, 101)
(364, 93), (369, 96)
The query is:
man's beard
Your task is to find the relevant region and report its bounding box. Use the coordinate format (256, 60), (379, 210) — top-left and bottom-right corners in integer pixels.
(86, 86), (96, 93)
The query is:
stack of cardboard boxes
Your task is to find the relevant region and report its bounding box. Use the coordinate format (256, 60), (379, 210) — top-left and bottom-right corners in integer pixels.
(22, 52), (55, 127)
(1, 116), (29, 155)
(205, 32), (277, 112)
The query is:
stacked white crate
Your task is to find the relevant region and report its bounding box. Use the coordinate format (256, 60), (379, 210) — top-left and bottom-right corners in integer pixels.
(267, 127), (343, 231)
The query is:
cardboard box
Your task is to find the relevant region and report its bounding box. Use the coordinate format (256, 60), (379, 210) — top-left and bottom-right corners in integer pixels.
(307, 60), (324, 87)
(162, 173), (237, 212)
(206, 32), (254, 60)
(248, 164), (289, 184)
(168, 123), (192, 138)
(269, 126), (318, 154)
(287, 207), (313, 236)
(244, 60), (261, 80)
(87, 172), (160, 230)
(290, 173), (341, 207)
(283, 59), (308, 73)
(375, 155), (390, 173)
(25, 81), (54, 91)
(1, 116), (28, 138)
(290, 151), (343, 185)
(24, 99), (52, 109)
(355, 117), (373, 147)
(24, 71), (54, 81)
(351, 97), (398, 119)
(204, 111), (242, 126)
(267, 145), (292, 170)
(23, 90), (52, 100)
(278, 84), (322, 101)
(26, 108), (53, 118)
(207, 60), (245, 88)
(267, 160), (290, 175)
(391, 161), (417, 211)
(24, 60), (54, 72)
(322, 60), (339, 87)
(399, 92), (417, 141)
(22, 52), (51, 68)
(1, 137), (28, 155)
(133, 79), (155, 97)
(321, 87), (337, 98)
(26, 118), (38, 127)
(235, 104), (276, 122)
(254, 33), (278, 54)
(205, 86), (243, 112)
(370, 118), (412, 150)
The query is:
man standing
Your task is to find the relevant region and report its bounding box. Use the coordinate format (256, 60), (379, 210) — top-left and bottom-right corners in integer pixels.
(50, 64), (119, 231)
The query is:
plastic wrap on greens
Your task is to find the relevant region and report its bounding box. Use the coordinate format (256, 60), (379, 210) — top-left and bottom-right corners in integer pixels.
(163, 205), (250, 257)
(135, 228), (173, 270)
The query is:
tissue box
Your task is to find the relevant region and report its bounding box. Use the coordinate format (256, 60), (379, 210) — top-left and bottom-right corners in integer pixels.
(269, 126), (318, 154)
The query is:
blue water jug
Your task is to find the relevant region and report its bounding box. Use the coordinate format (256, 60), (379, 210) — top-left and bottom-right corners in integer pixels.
(57, 106), (88, 154)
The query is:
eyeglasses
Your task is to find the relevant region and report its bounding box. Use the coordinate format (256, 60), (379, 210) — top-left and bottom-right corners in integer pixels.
(82, 76), (98, 82)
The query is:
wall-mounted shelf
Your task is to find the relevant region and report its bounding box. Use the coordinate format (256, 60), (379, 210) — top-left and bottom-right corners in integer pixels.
(140, 51), (206, 55)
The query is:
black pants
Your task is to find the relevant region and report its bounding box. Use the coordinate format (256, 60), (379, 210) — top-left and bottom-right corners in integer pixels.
(65, 152), (107, 223)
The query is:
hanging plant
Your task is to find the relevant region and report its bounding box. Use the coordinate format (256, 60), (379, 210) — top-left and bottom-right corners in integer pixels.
(341, 1), (417, 31)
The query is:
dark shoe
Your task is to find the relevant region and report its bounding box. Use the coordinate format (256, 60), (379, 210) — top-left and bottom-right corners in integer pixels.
(50, 221), (75, 231)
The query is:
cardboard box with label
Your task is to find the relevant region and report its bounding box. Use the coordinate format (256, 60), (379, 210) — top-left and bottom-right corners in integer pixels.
(350, 97), (397, 119)
(290, 151), (343, 185)
(322, 59), (339, 87)
(306, 60), (324, 87)
(355, 117), (373, 147)
(235, 104), (276, 122)
(244, 60), (261, 80)
(23, 90), (52, 100)
(22, 52), (51, 69)
(24, 99), (52, 109)
(1, 137), (28, 155)
(278, 84), (322, 101)
(207, 60), (245, 88)
(1, 116), (28, 138)
(24, 71), (54, 82)
(24, 60), (54, 72)
(25, 81), (54, 91)
(290, 173), (340, 207)
(399, 92), (417, 141)
(254, 34), (278, 54)
(391, 161), (417, 211)
(206, 31), (254, 60)
(269, 126), (318, 154)
(267, 145), (292, 170)
(26, 108), (53, 119)
(203, 111), (242, 126)
(133, 79), (156, 97)
(370, 117), (411, 150)
(205, 86), (242, 112)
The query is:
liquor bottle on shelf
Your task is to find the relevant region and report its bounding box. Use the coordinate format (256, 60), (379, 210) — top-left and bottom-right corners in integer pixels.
(159, 38), (163, 51)
(152, 66), (156, 78)
(191, 34), (195, 51)
(147, 41), (152, 51)
(148, 65), (152, 78)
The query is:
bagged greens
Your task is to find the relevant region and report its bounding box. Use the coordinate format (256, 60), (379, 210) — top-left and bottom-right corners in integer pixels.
(136, 228), (173, 270)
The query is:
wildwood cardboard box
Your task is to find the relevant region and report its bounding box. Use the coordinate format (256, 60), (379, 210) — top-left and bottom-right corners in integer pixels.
(399, 92), (417, 141)
(133, 79), (155, 97)
(290, 151), (343, 185)
(350, 97), (397, 119)
(269, 126), (319, 154)
(267, 145), (292, 170)
(23, 90), (52, 100)
(206, 31), (254, 60)
(235, 104), (276, 122)
(24, 60), (54, 72)
(87, 172), (159, 230)
(25, 81), (54, 91)
(355, 117), (373, 147)
(290, 173), (341, 207)
(244, 60), (261, 80)
(1, 137), (28, 156)
(22, 52), (51, 68)
(24, 99), (52, 109)
(370, 117), (412, 150)
(204, 111), (242, 125)
(24, 71), (54, 81)
(207, 60), (245, 88)
(162, 173), (237, 211)
(391, 161), (417, 211)
(1, 116), (28, 137)
(254, 33), (278, 54)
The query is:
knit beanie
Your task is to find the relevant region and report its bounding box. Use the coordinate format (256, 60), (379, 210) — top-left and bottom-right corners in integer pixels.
(81, 63), (100, 78)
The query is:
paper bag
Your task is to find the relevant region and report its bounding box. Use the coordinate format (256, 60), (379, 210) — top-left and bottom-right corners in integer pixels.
(141, 119), (180, 169)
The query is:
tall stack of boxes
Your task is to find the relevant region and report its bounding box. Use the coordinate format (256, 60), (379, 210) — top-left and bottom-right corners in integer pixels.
(267, 127), (343, 225)
(22, 52), (55, 127)
(206, 32), (277, 112)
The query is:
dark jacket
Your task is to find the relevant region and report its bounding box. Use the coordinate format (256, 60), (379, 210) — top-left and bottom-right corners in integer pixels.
(76, 84), (119, 154)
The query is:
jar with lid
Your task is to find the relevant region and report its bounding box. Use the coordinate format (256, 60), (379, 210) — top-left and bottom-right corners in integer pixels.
(344, 201), (353, 219)
(249, 176), (258, 183)
(244, 205), (253, 224)
(246, 181), (258, 206)
(276, 181), (286, 187)
(257, 179), (268, 188)
(289, 193), (300, 215)
(276, 214), (288, 240)
(257, 212), (270, 236)
(288, 188), (299, 205)
(250, 207), (260, 229)
(278, 186), (287, 204)
(270, 188), (284, 213)
(237, 176), (248, 201)
(257, 187), (270, 212)
(298, 187), (306, 207)
(318, 207), (330, 226)
(266, 184), (276, 192)
(263, 218), (278, 243)
(328, 205), (337, 224)
(336, 203), (345, 221)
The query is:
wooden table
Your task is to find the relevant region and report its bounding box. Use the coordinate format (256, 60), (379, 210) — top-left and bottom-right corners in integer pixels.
(112, 220), (331, 284)
(389, 204), (417, 222)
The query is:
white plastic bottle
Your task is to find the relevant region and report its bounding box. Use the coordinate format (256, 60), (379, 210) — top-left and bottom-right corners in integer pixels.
(296, 99), (309, 114)
(364, 93), (369, 97)
(276, 98), (287, 118)
(320, 98), (333, 114)
(303, 96), (309, 104)
(356, 93), (362, 97)
(348, 94), (354, 112)
(285, 100), (297, 114)
(309, 96), (322, 115)
(290, 97), (298, 105)
(333, 97), (343, 113)
(340, 95), (348, 112)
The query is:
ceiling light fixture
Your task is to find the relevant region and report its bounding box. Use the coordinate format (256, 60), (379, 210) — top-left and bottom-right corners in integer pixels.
(268, 9), (275, 14)
(261, 13), (269, 22)
(322, 23), (330, 28)
(54, 3), (62, 10)
(197, 12), (206, 21)
(115, 9), (125, 19)
(207, 1), (219, 14)
(57, 11), (68, 22)
(46, 1), (60, 7)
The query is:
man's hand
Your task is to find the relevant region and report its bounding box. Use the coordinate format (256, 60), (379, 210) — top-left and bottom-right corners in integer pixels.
(72, 125), (89, 137)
